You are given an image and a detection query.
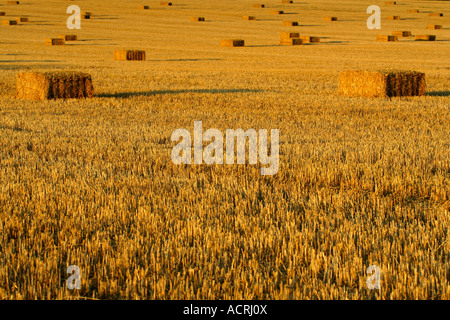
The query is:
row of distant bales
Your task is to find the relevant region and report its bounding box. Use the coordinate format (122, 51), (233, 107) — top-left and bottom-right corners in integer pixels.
(1, 1), (444, 49)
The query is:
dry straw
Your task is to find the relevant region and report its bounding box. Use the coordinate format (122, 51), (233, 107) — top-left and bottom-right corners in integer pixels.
(15, 17), (28, 22)
(58, 34), (77, 41)
(300, 36), (320, 43)
(113, 50), (146, 61)
(338, 70), (426, 98)
(427, 25), (442, 30)
(282, 21), (298, 26)
(16, 71), (94, 100)
(429, 13), (443, 17)
(392, 31), (411, 37)
(377, 35), (397, 41)
(243, 16), (256, 20)
(46, 38), (65, 45)
(252, 4), (265, 8)
(280, 38), (302, 45)
(220, 39), (245, 47)
(1, 20), (17, 25)
(415, 35), (436, 41)
(324, 17), (337, 21)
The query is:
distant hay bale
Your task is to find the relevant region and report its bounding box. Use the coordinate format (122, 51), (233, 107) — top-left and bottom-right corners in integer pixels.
(138, 5), (150, 9)
(281, 0), (293, 3)
(427, 25), (442, 30)
(392, 31), (411, 37)
(0, 12), (5, 16)
(385, 1), (396, 5)
(407, 9), (419, 13)
(46, 38), (65, 46)
(16, 71), (94, 100)
(243, 15), (256, 20)
(324, 17), (337, 21)
(15, 17), (28, 22)
(280, 38), (302, 45)
(271, 10), (284, 14)
(190, 17), (205, 22)
(429, 13), (443, 17)
(388, 16), (400, 20)
(58, 34), (77, 41)
(1, 20), (17, 25)
(282, 21), (298, 26)
(160, 2), (172, 5)
(220, 39), (245, 47)
(7, 1), (19, 4)
(377, 35), (398, 42)
(280, 32), (300, 39)
(415, 35), (436, 41)
(79, 13), (90, 19)
(338, 70), (426, 98)
(300, 36), (320, 43)
(252, 4), (265, 8)
(113, 50), (146, 61)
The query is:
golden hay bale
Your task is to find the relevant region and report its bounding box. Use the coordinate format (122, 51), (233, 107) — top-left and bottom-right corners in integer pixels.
(113, 50), (146, 61)
(190, 17), (205, 22)
(338, 70), (426, 98)
(220, 39), (245, 47)
(58, 34), (77, 41)
(385, 1), (396, 5)
(429, 13), (443, 17)
(415, 35), (436, 41)
(271, 10), (284, 14)
(138, 5), (150, 9)
(407, 9), (419, 13)
(1, 20), (17, 25)
(324, 16), (338, 21)
(281, 0), (293, 3)
(46, 38), (65, 46)
(388, 16), (400, 20)
(243, 15), (256, 20)
(15, 17), (28, 22)
(280, 38), (302, 45)
(16, 71), (94, 100)
(377, 35), (397, 42)
(280, 32), (300, 39)
(392, 31), (411, 37)
(300, 36), (320, 43)
(0, 12), (5, 16)
(7, 1), (19, 4)
(427, 25), (442, 30)
(252, 4), (265, 8)
(79, 14), (90, 19)
(160, 2), (172, 5)
(282, 21), (298, 26)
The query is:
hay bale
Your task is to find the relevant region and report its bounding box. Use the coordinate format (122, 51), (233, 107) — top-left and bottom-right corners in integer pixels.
(280, 32), (300, 39)
(220, 39), (245, 47)
(16, 71), (94, 100)
(58, 34), (77, 41)
(79, 14), (90, 19)
(300, 36), (320, 43)
(377, 35), (398, 42)
(338, 70), (426, 98)
(243, 15), (256, 20)
(190, 17), (205, 22)
(0, 12), (6, 16)
(385, 1), (396, 4)
(280, 38), (302, 45)
(407, 9), (419, 13)
(388, 16), (400, 20)
(7, 1), (19, 4)
(392, 31), (411, 37)
(271, 10), (284, 14)
(324, 17), (337, 21)
(138, 5), (150, 9)
(160, 2), (172, 5)
(46, 38), (65, 46)
(1, 20), (17, 25)
(429, 13), (443, 17)
(113, 50), (146, 61)
(282, 21), (298, 26)
(252, 4), (265, 8)
(281, 0), (293, 3)
(415, 35), (436, 41)
(15, 17), (28, 22)
(427, 25), (442, 30)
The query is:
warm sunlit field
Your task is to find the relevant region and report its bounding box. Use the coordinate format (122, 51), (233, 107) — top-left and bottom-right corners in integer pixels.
(0, 0), (449, 299)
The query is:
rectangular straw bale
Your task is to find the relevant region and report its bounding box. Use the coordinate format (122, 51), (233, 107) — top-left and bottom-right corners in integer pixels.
(280, 32), (300, 39)
(7, 1), (19, 4)
(388, 16), (400, 20)
(300, 36), (320, 43)
(427, 25), (442, 29)
(113, 50), (146, 61)
(160, 2), (172, 5)
(1, 20), (17, 25)
(377, 35), (397, 42)
(138, 5), (150, 9)
(46, 38), (65, 46)
(407, 9), (419, 13)
(415, 35), (436, 41)
(15, 17), (28, 22)
(190, 17), (205, 21)
(282, 21), (298, 26)
(385, 1), (396, 4)
(280, 38), (302, 45)
(281, 0), (293, 3)
(80, 14), (90, 19)
(271, 10), (284, 14)
(324, 17), (337, 21)
(392, 31), (411, 37)
(243, 15), (256, 20)
(252, 4), (265, 8)
(0, 12), (5, 16)
(338, 70), (426, 98)
(429, 13), (443, 17)
(16, 71), (94, 100)
(220, 39), (245, 47)
(58, 34), (77, 41)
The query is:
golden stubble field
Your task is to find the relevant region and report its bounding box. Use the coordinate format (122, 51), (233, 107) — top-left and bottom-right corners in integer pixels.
(0, 0), (449, 299)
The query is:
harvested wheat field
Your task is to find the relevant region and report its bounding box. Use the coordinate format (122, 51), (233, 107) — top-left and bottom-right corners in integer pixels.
(0, 0), (449, 301)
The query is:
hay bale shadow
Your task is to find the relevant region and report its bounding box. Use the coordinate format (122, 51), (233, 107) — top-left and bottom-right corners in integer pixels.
(426, 91), (450, 97)
(97, 88), (264, 98)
